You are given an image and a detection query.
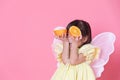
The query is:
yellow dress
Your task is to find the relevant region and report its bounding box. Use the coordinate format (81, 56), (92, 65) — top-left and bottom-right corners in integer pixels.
(51, 43), (100, 80)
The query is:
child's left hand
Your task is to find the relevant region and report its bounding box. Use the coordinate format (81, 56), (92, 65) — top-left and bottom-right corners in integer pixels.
(68, 35), (82, 47)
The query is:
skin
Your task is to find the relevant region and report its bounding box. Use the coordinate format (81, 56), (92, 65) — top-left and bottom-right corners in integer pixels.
(55, 33), (87, 66)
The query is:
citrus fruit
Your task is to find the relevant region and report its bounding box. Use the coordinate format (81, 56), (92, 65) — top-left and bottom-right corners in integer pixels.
(69, 26), (81, 37)
(54, 27), (67, 36)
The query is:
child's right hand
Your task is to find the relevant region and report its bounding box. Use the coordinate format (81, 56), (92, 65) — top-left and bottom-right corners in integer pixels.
(54, 33), (68, 42)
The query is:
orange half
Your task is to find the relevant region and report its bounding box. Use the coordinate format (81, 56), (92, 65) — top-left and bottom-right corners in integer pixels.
(69, 26), (81, 37)
(54, 29), (67, 36)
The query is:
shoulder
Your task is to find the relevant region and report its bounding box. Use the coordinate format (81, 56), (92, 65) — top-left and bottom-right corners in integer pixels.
(79, 43), (94, 50)
(78, 43), (98, 54)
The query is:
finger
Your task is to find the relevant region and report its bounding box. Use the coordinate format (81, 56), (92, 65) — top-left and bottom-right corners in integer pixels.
(58, 36), (60, 39)
(77, 36), (80, 40)
(58, 35), (61, 39)
(62, 33), (64, 38)
(58, 36), (62, 40)
(56, 36), (60, 40)
(63, 33), (65, 38)
(78, 36), (81, 40)
(79, 36), (82, 40)
(64, 33), (66, 38)
(71, 35), (74, 39)
(76, 37), (78, 41)
(75, 36), (79, 41)
(65, 33), (67, 37)
(65, 34), (68, 38)
(73, 36), (76, 40)
(61, 34), (64, 39)
(55, 35), (58, 38)
(55, 36), (57, 39)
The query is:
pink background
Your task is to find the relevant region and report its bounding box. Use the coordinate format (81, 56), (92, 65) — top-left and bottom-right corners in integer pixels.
(0, 0), (120, 80)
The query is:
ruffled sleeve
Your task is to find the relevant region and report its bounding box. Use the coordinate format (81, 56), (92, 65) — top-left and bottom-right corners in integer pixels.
(52, 42), (63, 62)
(78, 44), (100, 64)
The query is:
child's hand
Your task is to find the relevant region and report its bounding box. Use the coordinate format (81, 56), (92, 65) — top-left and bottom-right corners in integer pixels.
(69, 36), (82, 47)
(54, 33), (68, 42)
(69, 36), (81, 43)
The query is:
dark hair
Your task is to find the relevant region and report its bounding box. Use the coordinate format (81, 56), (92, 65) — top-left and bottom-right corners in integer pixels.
(66, 19), (92, 45)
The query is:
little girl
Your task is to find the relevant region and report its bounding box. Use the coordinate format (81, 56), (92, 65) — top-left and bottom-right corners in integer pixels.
(51, 20), (100, 80)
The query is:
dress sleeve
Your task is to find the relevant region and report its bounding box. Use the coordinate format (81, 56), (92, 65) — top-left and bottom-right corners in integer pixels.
(78, 44), (100, 64)
(56, 54), (62, 62)
(85, 47), (100, 63)
(53, 42), (63, 62)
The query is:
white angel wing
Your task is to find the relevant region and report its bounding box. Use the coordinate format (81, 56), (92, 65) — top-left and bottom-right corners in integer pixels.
(52, 38), (63, 57)
(51, 26), (65, 67)
(91, 32), (116, 78)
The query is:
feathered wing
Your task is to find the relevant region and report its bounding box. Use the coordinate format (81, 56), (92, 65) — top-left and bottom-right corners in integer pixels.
(91, 32), (116, 78)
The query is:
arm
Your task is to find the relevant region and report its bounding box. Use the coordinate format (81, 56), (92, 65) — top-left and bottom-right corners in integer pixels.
(55, 34), (70, 65)
(70, 43), (86, 65)
(61, 41), (70, 64)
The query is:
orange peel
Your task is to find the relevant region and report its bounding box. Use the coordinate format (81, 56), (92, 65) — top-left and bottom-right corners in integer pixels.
(69, 26), (81, 37)
(53, 27), (67, 36)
